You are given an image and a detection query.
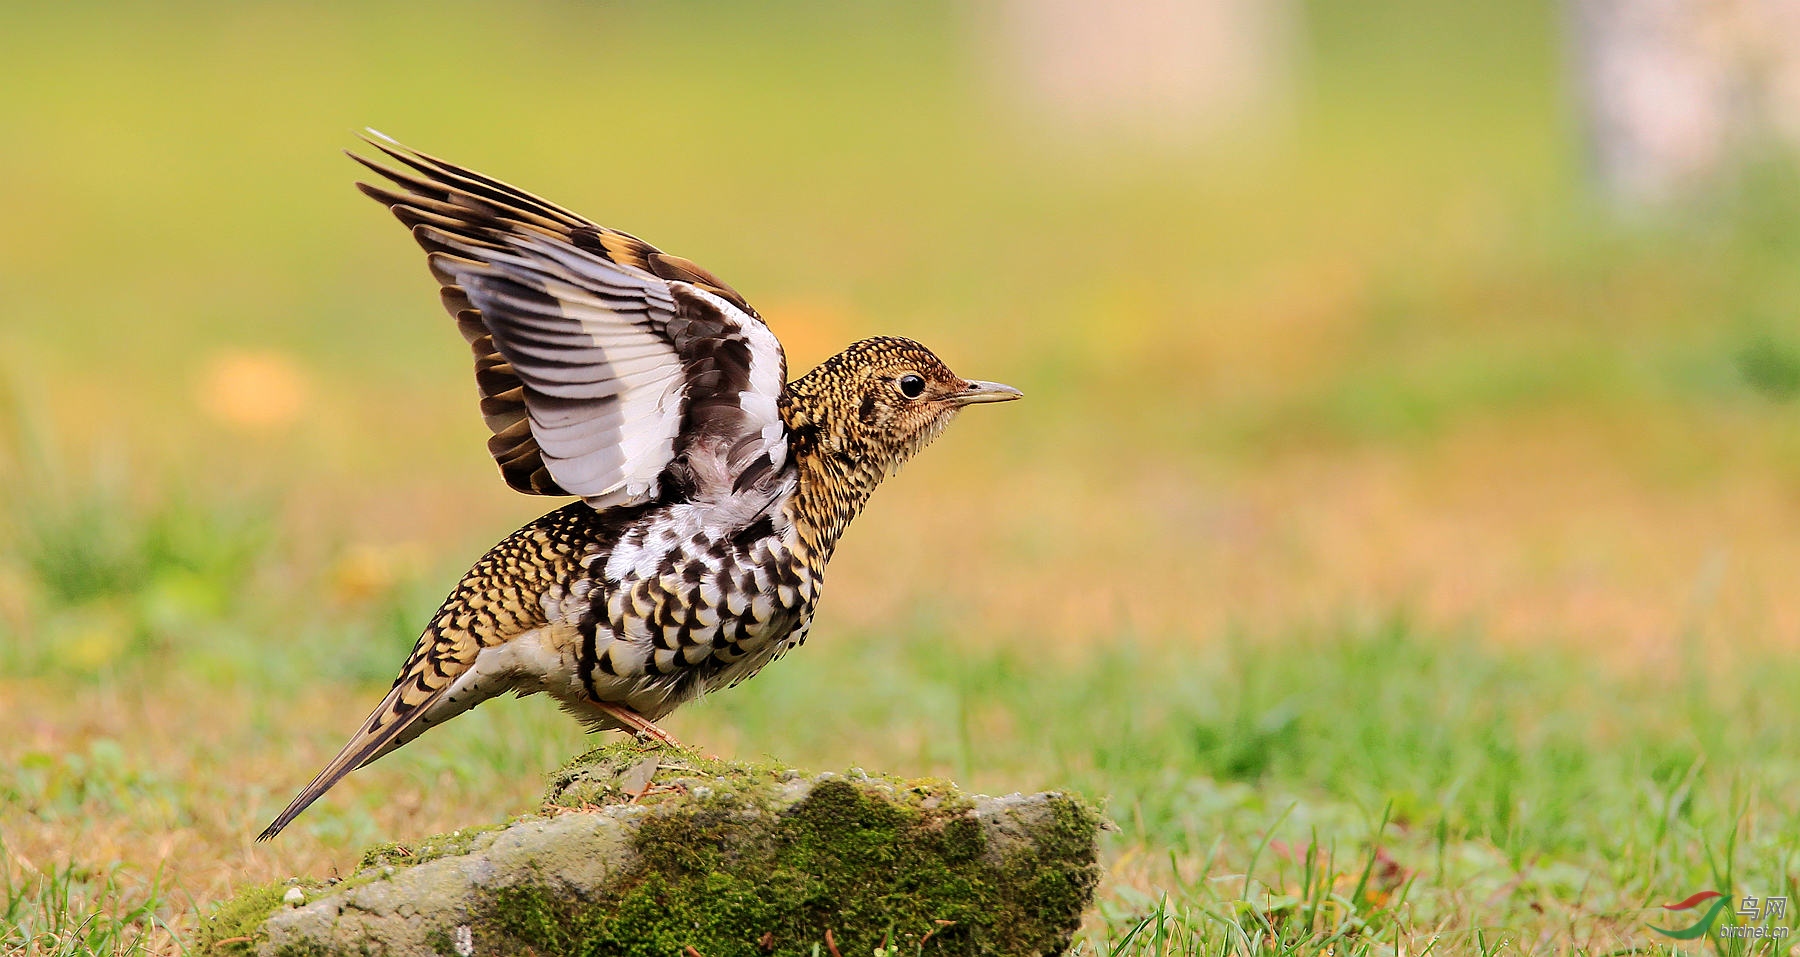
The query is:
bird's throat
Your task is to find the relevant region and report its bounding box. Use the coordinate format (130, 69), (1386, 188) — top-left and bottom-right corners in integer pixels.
(779, 390), (887, 564)
(787, 437), (885, 564)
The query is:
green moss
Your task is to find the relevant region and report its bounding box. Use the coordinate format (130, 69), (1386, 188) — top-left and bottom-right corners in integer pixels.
(469, 776), (1100, 956)
(358, 819), (511, 872)
(989, 796), (1107, 951)
(543, 740), (790, 810)
(198, 877), (367, 956)
(355, 840), (410, 871)
(194, 881), (289, 955)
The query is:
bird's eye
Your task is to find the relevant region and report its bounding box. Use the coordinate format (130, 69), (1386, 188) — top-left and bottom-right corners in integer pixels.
(897, 374), (926, 399)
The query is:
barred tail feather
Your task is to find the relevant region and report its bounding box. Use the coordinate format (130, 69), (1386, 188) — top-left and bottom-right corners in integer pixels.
(254, 681), (445, 842)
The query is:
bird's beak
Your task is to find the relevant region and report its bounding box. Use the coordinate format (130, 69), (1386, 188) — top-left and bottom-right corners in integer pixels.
(952, 380), (1024, 406)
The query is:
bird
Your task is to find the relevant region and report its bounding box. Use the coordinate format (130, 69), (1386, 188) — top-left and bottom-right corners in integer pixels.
(256, 134), (1022, 841)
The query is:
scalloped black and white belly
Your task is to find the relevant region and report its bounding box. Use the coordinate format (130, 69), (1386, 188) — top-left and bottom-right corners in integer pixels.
(552, 494), (823, 719)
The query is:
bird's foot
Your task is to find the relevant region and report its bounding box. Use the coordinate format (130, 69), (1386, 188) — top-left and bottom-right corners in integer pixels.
(593, 701), (684, 749)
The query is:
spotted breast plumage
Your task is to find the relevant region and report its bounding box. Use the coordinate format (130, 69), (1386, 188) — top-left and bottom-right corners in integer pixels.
(256, 134), (1022, 841)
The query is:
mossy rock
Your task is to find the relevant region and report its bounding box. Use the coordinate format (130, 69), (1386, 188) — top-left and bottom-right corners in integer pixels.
(202, 742), (1103, 956)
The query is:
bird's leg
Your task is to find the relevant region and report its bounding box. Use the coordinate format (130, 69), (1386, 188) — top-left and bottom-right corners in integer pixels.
(592, 700), (684, 749)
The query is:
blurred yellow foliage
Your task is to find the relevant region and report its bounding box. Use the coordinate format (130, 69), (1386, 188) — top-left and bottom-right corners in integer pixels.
(194, 351), (311, 432)
(58, 608), (130, 672)
(330, 542), (427, 605)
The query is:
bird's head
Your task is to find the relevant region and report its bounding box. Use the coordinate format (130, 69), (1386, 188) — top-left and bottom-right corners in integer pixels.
(783, 336), (1021, 481)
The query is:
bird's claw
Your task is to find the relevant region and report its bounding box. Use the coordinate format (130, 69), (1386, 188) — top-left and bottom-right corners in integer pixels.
(592, 700), (685, 749)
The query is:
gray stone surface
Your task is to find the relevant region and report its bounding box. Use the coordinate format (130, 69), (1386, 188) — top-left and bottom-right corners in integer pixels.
(205, 744), (1103, 957)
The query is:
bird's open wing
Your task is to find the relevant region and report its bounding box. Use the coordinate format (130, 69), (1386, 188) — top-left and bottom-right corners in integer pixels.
(352, 134), (789, 508)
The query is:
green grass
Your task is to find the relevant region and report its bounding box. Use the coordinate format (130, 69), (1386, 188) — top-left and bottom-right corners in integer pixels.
(1, 851), (178, 957)
(5, 461), (1799, 953)
(705, 621), (1800, 954)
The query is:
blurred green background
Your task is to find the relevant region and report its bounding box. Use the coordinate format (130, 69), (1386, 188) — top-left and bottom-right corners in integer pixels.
(5, 1), (1800, 954)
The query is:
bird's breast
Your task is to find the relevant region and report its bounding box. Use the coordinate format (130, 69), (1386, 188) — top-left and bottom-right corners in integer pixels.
(574, 497), (826, 714)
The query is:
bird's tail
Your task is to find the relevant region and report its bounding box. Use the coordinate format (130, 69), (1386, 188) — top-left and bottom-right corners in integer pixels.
(255, 678), (444, 842)
(256, 508), (577, 840)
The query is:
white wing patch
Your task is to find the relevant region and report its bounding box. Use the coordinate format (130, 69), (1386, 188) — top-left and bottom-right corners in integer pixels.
(436, 238), (789, 511)
(685, 287), (791, 475)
